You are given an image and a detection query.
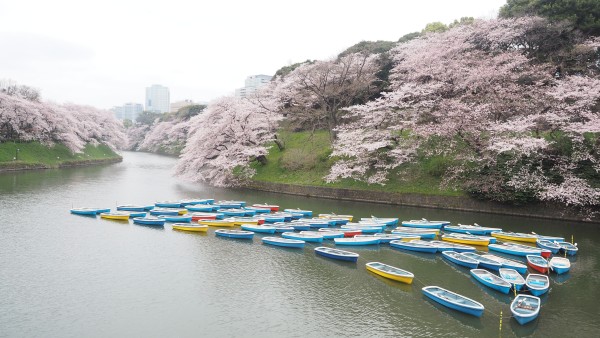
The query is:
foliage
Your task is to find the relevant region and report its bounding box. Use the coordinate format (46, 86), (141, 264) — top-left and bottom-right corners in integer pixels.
(328, 17), (600, 210)
(0, 141), (119, 167)
(422, 21), (448, 34)
(135, 111), (163, 126)
(500, 0), (600, 36)
(338, 40), (396, 57)
(273, 60), (313, 80)
(398, 32), (421, 43)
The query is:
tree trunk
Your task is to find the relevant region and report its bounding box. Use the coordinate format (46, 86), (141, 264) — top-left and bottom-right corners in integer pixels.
(273, 134), (285, 151)
(256, 155), (268, 165)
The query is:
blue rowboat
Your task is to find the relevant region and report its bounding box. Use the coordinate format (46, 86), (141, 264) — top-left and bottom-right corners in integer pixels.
(461, 252), (502, 271)
(549, 257), (571, 275)
(244, 207), (271, 214)
(481, 254), (527, 274)
(511, 295), (541, 325)
(389, 240), (437, 253)
(242, 209), (257, 217)
(215, 229), (254, 239)
(533, 233), (565, 242)
(314, 247), (359, 262)
(306, 220), (331, 228)
(272, 224), (295, 232)
(428, 240), (475, 253)
(334, 237), (380, 246)
(262, 236), (305, 248)
(488, 243), (542, 257)
(70, 207), (109, 215)
(158, 215), (192, 223)
(179, 198), (210, 206)
(283, 208), (313, 217)
(263, 216), (286, 223)
(470, 269), (511, 294)
(441, 251), (479, 269)
(327, 218), (349, 226)
(391, 227), (439, 238)
(340, 225), (384, 234)
(290, 213), (304, 220)
(133, 217), (165, 226)
(241, 224), (276, 234)
(499, 268), (526, 291)
(360, 217), (399, 226)
(291, 222), (311, 231)
(150, 208), (180, 216)
(123, 211), (146, 218)
(154, 201), (182, 208)
(443, 224), (502, 235)
(401, 219), (446, 229)
(536, 239), (561, 254)
(525, 274), (550, 296)
(372, 234), (405, 243)
(318, 231), (345, 239)
(186, 205), (214, 212)
(422, 286), (484, 317)
(282, 232), (323, 243)
(271, 213), (293, 222)
(219, 209), (247, 217)
(556, 242), (578, 256)
(214, 201), (245, 209)
(116, 205), (147, 212)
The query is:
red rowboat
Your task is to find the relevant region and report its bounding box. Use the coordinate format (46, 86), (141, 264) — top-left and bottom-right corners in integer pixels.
(527, 255), (549, 274)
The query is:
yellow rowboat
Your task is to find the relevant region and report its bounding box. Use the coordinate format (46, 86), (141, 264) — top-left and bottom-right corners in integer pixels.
(491, 231), (538, 243)
(172, 223), (208, 232)
(230, 218), (260, 226)
(366, 262), (414, 284)
(100, 212), (130, 221)
(442, 234), (490, 246)
(198, 219), (236, 227)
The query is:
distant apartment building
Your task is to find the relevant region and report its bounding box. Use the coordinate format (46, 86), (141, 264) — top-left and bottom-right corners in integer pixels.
(112, 103), (143, 121)
(145, 84), (170, 113)
(235, 74), (272, 98)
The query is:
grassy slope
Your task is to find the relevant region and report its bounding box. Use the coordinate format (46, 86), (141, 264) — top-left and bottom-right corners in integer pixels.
(0, 142), (121, 168)
(251, 131), (464, 196)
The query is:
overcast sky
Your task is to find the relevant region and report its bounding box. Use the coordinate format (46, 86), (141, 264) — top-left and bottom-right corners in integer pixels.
(0, 0), (506, 109)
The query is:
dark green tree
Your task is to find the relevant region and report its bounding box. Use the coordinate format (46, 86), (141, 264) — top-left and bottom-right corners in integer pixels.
(398, 32), (421, 43)
(338, 40), (396, 57)
(499, 0), (600, 36)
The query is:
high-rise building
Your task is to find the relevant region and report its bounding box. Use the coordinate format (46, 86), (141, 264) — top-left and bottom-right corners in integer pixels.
(145, 84), (170, 113)
(112, 103), (143, 121)
(235, 75), (272, 98)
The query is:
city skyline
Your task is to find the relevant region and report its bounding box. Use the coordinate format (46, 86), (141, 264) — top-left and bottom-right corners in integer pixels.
(0, 0), (506, 109)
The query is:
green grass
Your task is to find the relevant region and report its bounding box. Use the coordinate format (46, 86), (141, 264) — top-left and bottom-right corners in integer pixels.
(251, 130), (464, 196)
(0, 141), (121, 168)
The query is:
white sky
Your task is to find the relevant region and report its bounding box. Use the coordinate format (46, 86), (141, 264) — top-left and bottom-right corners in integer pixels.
(0, 0), (506, 109)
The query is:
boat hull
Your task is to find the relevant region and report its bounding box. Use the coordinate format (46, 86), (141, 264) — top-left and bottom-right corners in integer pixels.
(366, 262), (414, 284)
(470, 269), (511, 294)
(172, 224), (208, 232)
(422, 286), (484, 317)
(389, 241), (437, 253)
(314, 247), (359, 262)
(511, 295), (541, 325)
(441, 251), (479, 269)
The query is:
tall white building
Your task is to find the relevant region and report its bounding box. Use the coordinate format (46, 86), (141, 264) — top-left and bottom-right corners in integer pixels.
(235, 74), (272, 98)
(145, 84), (170, 113)
(112, 103), (143, 121)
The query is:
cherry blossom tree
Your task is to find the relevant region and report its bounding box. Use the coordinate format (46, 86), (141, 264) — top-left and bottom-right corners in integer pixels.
(175, 88), (282, 187)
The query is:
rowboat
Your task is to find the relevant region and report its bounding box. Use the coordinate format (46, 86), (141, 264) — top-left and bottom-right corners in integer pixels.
(328, 218), (350, 226)
(526, 274), (550, 296)
(289, 212), (305, 220)
(179, 198), (211, 206)
(490, 232), (538, 243)
(488, 243), (543, 257)
(133, 216), (165, 225)
(314, 247), (359, 262)
(242, 209), (258, 217)
(198, 219), (236, 227)
(215, 229), (254, 239)
(291, 222), (312, 231)
(70, 207), (110, 215)
(532, 233), (565, 242)
(243, 207), (270, 214)
(229, 217), (262, 226)
(536, 239), (561, 254)
(499, 268), (526, 291)
(340, 225), (384, 234)
(241, 224), (276, 234)
(509, 243), (551, 258)
(441, 234), (490, 246)
(100, 212), (130, 221)
(360, 217), (399, 226)
(306, 220), (332, 228)
(389, 240), (437, 253)
(272, 224), (295, 232)
(391, 227), (439, 239)
(526, 255), (549, 274)
(219, 209), (247, 217)
(556, 242), (578, 256)
(318, 213), (353, 221)
(252, 203), (279, 211)
(150, 208), (180, 216)
(441, 251), (479, 269)
(262, 236), (305, 248)
(116, 205), (149, 212)
(401, 219), (446, 229)
(443, 224), (502, 235)
(365, 262), (414, 284)
(334, 237), (380, 246)
(283, 208), (313, 217)
(189, 212), (222, 221)
(263, 215), (286, 223)
(481, 254), (527, 274)
(422, 286), (484, 317)
(372, 234), (407, 243)
(461, 252), (502, 271)
(282, 232), (323, 243)
(186, 205), (215, 212)
(428, 240), (476, 253)
(315, 231), (345, 239)
(470, 269), (511, 294)
(157, 215), (192, 223)
(511, 295), (541, 325)
(172, 223), (208, 232)
(549, 257), (571, 274)
(215, 200), (246, 208)
(154, 201), (182, 208)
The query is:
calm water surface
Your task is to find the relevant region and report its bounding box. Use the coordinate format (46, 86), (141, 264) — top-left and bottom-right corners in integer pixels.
(1, 152), (599, 337)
